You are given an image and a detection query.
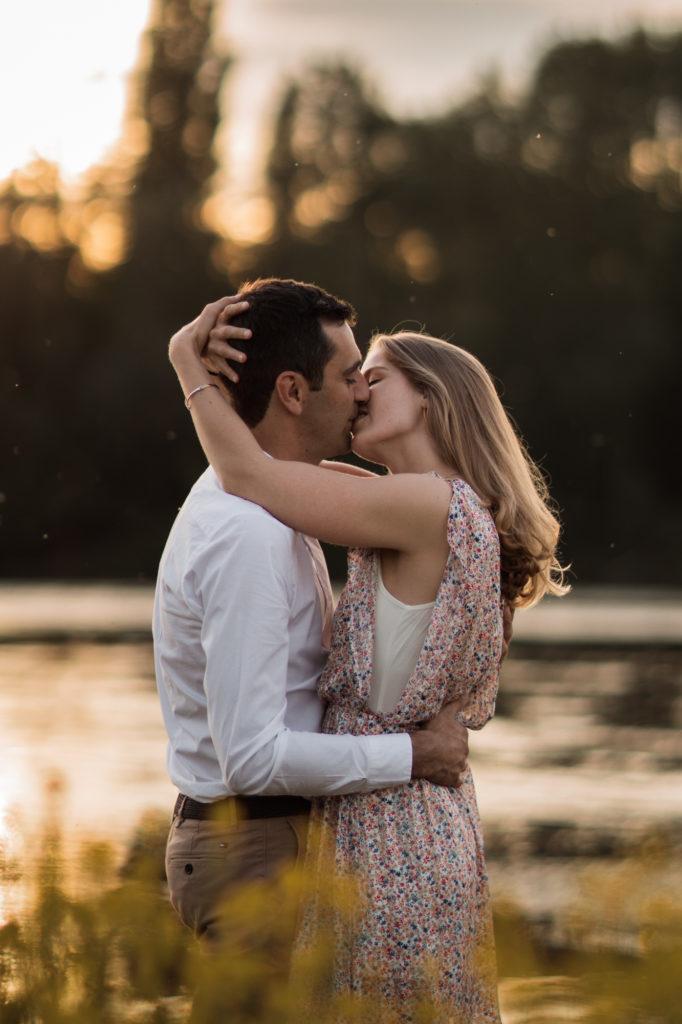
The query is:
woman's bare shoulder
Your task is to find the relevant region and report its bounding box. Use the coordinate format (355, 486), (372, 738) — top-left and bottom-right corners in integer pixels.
(396, 472), (453, 516)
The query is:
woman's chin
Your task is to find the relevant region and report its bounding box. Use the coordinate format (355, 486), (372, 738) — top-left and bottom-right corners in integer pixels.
(351, 435), (380, 464)
(350, 437), (369, 459)
(351, 419), (387, 462)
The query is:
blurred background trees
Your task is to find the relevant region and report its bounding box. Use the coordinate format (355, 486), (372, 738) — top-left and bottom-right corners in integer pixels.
(1, 0), (681, 583)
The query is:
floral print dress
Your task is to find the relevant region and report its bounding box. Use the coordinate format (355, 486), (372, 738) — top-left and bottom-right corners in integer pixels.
(297, 478), (503, 1022)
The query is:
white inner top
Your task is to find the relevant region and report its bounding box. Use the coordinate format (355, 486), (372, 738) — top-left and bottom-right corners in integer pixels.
(368, 561), (436, 716)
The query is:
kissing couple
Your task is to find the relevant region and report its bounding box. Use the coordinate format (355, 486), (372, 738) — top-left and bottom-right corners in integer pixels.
(154, 278), (567, 1022)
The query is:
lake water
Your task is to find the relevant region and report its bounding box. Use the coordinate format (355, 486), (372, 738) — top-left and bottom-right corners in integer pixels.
(1, 584), (680, 948)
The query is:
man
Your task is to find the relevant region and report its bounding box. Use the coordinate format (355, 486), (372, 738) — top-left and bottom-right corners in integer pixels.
(154, 279), (473, 946)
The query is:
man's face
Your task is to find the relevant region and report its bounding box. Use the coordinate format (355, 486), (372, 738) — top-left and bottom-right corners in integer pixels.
(303, 321), (370, 459)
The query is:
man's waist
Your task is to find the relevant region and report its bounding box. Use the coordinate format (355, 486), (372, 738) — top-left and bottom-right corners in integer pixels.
(174, 792), (311, 822)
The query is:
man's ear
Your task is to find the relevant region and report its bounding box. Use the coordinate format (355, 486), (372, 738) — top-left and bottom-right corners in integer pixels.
(273, 371), (309, 416)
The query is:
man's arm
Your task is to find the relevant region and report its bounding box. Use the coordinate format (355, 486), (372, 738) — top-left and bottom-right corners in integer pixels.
(195, 514), (466, 797)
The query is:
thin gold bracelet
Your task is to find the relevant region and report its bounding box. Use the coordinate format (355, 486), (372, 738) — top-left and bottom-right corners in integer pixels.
(184, 383), (218, 409)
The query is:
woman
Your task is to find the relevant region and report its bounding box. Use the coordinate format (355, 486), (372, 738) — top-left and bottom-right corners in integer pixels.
(169, 296), (568, 1021)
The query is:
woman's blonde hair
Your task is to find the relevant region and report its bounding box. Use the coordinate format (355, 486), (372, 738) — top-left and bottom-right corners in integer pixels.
(370, 331), (569, 608)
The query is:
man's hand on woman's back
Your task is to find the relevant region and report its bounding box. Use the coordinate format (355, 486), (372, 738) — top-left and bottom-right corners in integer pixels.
(410, 701), (469, 788)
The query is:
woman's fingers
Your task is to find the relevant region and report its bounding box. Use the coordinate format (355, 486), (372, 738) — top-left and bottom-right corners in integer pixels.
(200, 350), (228, 377)
(210, 325), (252, 346)
(195, 297), (250, 355)
(172, 296), (251, 381)
(169, 296), (248, 365)
(218, 298), (249, 323)
(202, 355), (239, 384)
(196, 295), (245, 338)
(203, 331), (250, 384)
(212, 299), (251, 384)
(206, 334), (248, 362)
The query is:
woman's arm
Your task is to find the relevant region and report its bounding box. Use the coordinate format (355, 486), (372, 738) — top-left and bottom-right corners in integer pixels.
(320, 461), (379, 478)
(169, 297), (450, 551)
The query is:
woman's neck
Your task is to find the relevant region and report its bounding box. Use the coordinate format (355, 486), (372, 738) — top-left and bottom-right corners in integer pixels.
(380, 434), (458, 478)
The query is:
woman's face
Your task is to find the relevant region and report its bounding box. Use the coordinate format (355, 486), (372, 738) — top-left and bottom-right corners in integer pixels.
(351, 345), (426, 463)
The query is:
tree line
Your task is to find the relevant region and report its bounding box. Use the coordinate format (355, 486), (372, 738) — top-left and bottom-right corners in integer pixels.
(1, 0), (680, 584)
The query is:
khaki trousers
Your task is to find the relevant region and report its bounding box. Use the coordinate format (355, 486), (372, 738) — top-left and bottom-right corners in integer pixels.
(165, 811), (309, 946)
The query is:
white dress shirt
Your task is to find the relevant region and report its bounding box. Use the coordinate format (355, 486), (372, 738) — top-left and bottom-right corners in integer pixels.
(153, 467), (412, 801)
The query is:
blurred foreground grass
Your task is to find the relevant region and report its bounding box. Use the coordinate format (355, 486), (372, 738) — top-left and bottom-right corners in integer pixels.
(0, 809), (680, 1024)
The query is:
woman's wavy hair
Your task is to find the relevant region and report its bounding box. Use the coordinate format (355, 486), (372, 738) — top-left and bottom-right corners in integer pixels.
(369, 331), (570, 608)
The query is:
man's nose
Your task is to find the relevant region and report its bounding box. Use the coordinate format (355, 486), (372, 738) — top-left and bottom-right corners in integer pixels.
(354, 375), (370, 402)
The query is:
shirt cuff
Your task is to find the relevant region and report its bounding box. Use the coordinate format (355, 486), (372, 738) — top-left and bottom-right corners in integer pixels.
(366, 732), (412, 788)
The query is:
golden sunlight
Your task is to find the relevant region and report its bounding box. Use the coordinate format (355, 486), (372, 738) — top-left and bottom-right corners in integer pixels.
(202, 193), (275, 245)
(0, 1), (150, 182)
(395, 228), (440, 283)
(3, 0), (681, 209)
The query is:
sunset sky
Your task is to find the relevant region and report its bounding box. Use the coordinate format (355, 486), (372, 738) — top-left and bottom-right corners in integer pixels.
(2, 0), (682, 199)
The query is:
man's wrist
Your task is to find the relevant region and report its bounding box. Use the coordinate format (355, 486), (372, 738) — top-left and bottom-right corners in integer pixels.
(409, 730), (437, 780)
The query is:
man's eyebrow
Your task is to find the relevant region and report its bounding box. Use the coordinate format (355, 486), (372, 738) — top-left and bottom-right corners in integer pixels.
(342, 359), (363, 376)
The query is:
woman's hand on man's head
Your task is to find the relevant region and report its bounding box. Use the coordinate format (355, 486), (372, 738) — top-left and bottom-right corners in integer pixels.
(203, 298), (253, 384)
(168, 295), (250, 378)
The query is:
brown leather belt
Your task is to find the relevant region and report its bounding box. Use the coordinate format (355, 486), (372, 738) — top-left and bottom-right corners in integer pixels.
(174, 793), (311, 821)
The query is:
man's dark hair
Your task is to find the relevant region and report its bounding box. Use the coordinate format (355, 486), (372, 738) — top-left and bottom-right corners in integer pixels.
(219, 278), (357, 427)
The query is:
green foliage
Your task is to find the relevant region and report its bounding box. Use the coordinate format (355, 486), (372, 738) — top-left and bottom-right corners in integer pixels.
(0, 826), (190, 1023)
(0, 816), (680, 1024)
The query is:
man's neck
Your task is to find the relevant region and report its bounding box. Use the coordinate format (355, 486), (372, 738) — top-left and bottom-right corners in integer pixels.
(252, 422), (320, 465)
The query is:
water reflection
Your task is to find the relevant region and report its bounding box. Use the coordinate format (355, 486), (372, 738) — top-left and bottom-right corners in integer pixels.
(0, 635), (679, 924)
(0, 642), (174, 859)
(0, 580), (681, 946)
